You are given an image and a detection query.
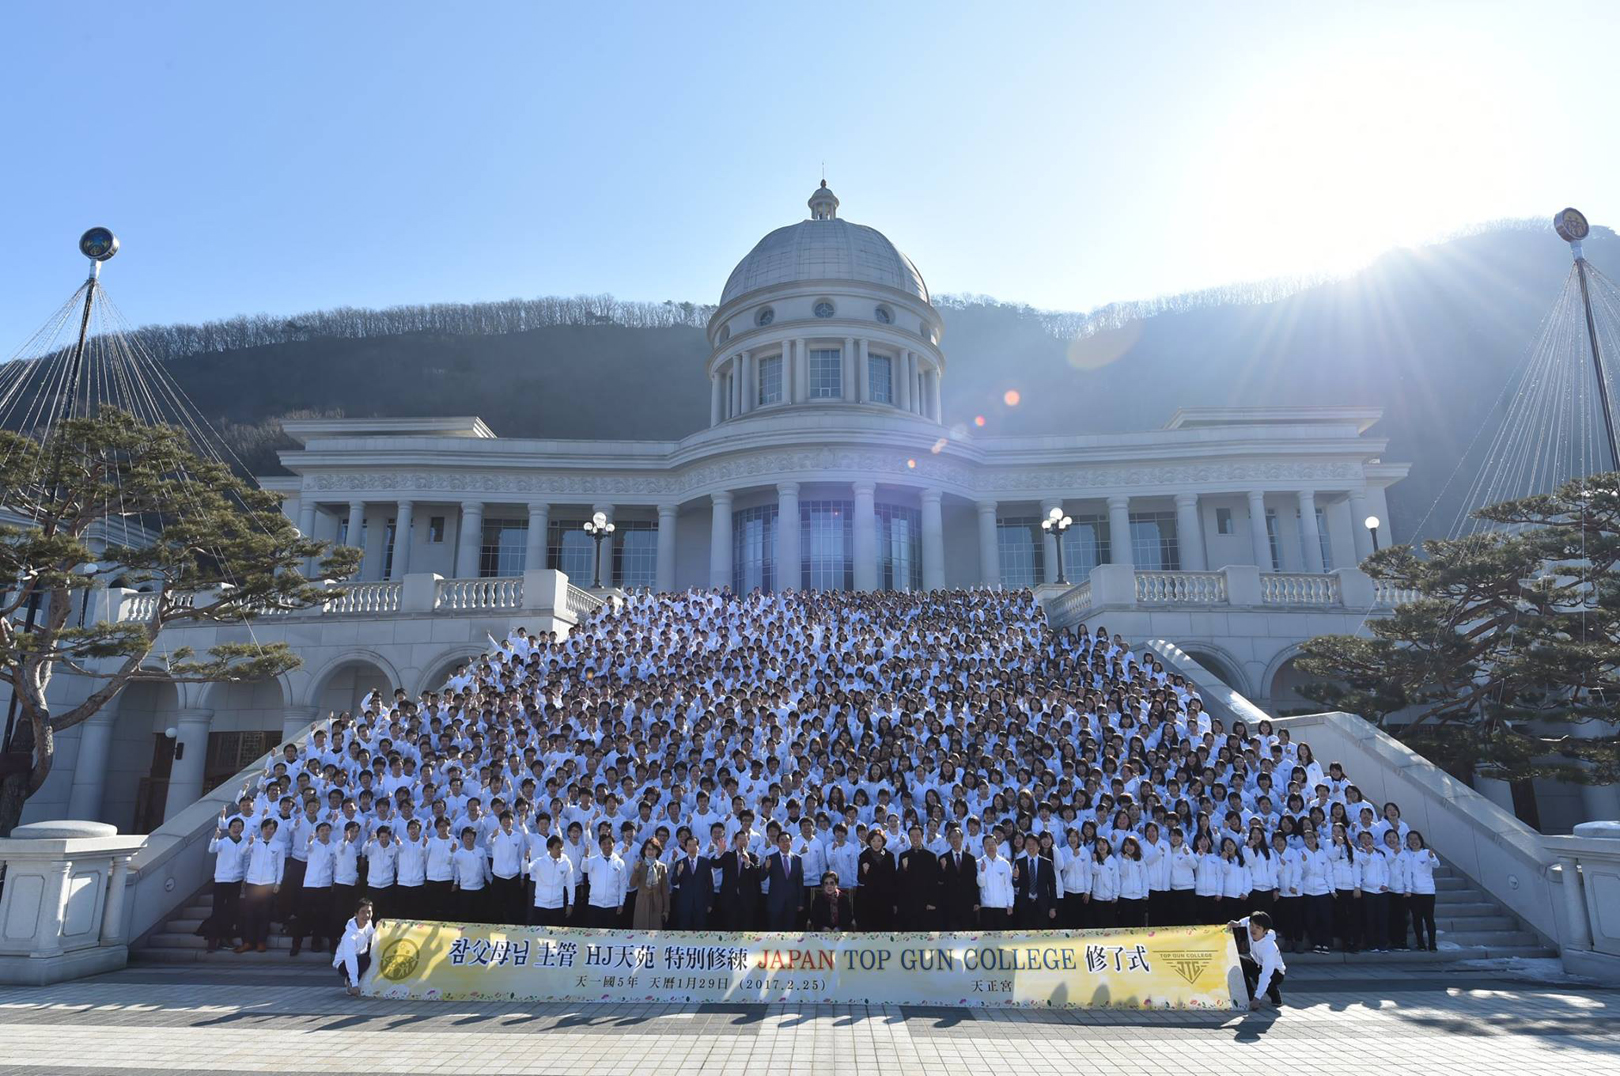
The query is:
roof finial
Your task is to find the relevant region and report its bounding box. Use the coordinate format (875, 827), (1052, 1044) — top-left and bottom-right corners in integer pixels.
(808, 177), (839, 220)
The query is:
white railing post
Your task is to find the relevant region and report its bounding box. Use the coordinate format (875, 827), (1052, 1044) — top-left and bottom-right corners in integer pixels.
(1088, 563), (1138, 608)
(1332, 567), (1376, 609)
(1223, 564), (1262, 606)
(522, 568), (568, 613)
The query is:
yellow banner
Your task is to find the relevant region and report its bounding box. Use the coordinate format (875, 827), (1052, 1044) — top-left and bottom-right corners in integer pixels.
(362, 920), (1242, 1010)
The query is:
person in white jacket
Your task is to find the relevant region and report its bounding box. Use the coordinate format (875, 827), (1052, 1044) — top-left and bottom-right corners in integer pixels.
(1165, 828), (1198, 926)
(1141, 822), (1171, 927)
(1270, 832), (1304, 952)
(1218, 837), (1252, 925)
(203, 813), (248, 952)
(1401, 831), (1440, 951)
(1297, 829), (1334, 954)
(1116, 836), (1149, 928)
(1056, 829), (1092, 929)
(333, 898), (376, 997)
(1228, 912), (1286, 1010)
(1356, 831), (1391, 951)
(1088, 838), (1120, 928)
(1381, 829), (1411, 950)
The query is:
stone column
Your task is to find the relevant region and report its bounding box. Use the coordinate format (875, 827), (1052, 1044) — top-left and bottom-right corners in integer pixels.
(341, 499), (365, 579)
(852, 481), (878, 591)
(709, 492), (733, 590)
(781, 340), (795, 404)
(1040, 498), (1063, 584)
(1298, 490), (1325, 572)
(710, 373), (722, 426)
(101, 854), (132, 945)
(897, 349), (912, 411)
(1558, 856), (1595, 950)
(1107, 495), (1134, 567)
(281, 705), (318, 742)
(977, 500), (1001, 586)
(66, 712), (117, 821)
(843, 337), (856, 402)
(912, 357), (924, 414)
(1174, 492), (1207, 571)
(921, 488), (946, 592)
(931, 364), (943, 421)
(776, 483), (801, 592)
(1247, 490), (1274, 571)
(454, 500), (485, 578)
(389, 500), (414, 580)
(741, 351), (756, 414)
(656, 504), (678, 592)
(162, 707), (215, 822)
(525, 501), (550, 574)
(592, 503), (615, 588)
(857, 339), (871, 402)
(794, 339), (809, 401)
(1348, 487), (1375, 562)
(297, 500), (318, 574)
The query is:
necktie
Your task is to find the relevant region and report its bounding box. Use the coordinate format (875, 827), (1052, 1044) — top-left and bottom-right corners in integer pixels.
(955, 853), (961, 870)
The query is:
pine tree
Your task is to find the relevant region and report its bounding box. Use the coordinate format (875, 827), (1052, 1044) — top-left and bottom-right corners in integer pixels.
(1298, 474), (1620, 785)
(0, 409), (362, 835)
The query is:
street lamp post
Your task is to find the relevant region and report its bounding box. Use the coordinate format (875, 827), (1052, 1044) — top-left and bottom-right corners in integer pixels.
(582, 512), (616, 589)
(1040, 506), (1074, 585)
(1364, 515), (1381, 554)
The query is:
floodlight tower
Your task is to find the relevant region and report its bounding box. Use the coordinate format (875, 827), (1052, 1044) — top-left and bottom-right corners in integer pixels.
(1554, 208), (1617, 471)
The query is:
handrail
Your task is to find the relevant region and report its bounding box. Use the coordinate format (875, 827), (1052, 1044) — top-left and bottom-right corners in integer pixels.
(1260, 572), (1342, 606)
(1135, 570), (1226, 604)
(566, 584), (606, 619)
(322, 580), (401, 614)
(435, 576), (522, 611)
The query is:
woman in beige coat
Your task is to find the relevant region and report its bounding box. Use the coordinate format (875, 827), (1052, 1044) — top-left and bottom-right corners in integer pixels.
(630, 838), (671, 930)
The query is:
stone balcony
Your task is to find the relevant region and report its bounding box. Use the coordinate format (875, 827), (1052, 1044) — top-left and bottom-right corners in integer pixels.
(1039, 563), (1413, 712)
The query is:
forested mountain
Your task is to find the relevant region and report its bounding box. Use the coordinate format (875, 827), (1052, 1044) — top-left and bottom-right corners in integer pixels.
(57, 222), (1620, 546)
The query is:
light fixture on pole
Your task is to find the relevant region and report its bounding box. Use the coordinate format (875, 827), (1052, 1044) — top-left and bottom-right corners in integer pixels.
(582, 511), (616, 589)
(1040, 506), (1074, 584)
(1364, 515), (1381, 553)
(1555, 208), (1618, 472)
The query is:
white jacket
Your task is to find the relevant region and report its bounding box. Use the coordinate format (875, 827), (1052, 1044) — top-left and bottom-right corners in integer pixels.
(332, 916), (375, 984)
(1400, 848), (1439, 895)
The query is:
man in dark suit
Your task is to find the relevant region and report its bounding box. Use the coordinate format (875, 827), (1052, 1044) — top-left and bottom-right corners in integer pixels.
(763, 832), (804, 931)
(808, 871), (856, 931)
(897, 825), (940, 930)
(669, 835), (713, 930)
(938, 827), (979, 931)
(716, 831), (761, 931)
(1014, 833), (1058, 929)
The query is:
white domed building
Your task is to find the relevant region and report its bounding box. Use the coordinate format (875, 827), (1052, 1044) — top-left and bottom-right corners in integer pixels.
(22, 182), (1416, 833)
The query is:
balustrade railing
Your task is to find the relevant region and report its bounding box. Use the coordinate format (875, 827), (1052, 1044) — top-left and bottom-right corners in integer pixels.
(322, 581), (401, 615)
(1136, 570), (1227, 604)
(1374, 581), (1422, 607)
(1260, 572), (1342, 606)
(435, 576), (523, 612)
(566, 584), (606, 619)
(1047, 580), (1093, 621)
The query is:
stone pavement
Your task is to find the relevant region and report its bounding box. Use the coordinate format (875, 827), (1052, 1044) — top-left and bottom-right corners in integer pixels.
(0, 961), (1614, 1075)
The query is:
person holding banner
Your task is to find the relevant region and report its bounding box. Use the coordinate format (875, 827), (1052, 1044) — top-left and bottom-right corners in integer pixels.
(1229, 912), (1287, 1010)
(333, 899), (376, 998)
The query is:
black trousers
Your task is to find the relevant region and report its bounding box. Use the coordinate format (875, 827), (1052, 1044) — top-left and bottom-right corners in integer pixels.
(1362, 891), (1390, 950)
(529, 904), (569, 927)
(393, 884), (423, 922)
(1198, 894), (1223, 924)
(1333, 889), (1361, 950)
(293, 886), (332, 946)
(240, 883), (276, 945)
(1169, 889), (1197, 926)
(337, 951), (371, 988)
(1060, 893), (1087, 930)
(586, 904), (619, 928)
(978, 907), (1013, 931)
(1274, 896), (1303, 944)
(364, 883), (394, 922)
(424, 880), (452, 920)
(277, 858), (307, 924)
(1387, 893), (1409, 948)
(453, 886), (487, 923)
(491, 876), (525, 924)
(1147, 889), (1171, 927)
(1090, 899), (1117, 928)
(1408, 893), (1437, 948)
(1242, 960), (1284, 1004)
(330, 883), (358, 943)
(207, 880), (242, 943)
(1304, 894), (1333, 949)
(1116, 897), (1147, 928)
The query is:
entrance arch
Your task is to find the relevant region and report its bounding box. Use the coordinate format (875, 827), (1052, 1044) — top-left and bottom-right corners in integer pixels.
(306, 651), (402, 717)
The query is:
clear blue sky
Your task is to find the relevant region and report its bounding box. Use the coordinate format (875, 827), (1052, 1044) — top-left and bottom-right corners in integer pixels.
(3, 2), (1616, 335)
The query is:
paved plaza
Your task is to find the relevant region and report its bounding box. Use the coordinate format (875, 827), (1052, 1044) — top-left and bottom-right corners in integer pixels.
(0, 961), (1614, 1075)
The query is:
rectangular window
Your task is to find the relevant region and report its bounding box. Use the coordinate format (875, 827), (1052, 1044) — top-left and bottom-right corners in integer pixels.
(1129, 511), (1180, 570)
(427, 516), (445, 543)
(1266, 509), (1282, 570)
(382, 519), (397, 578)
(548, 519), (596, 584)
(868, 354), (894, 405)
(809, 348), (842, 399)
(479, 518), (528, 577)
(757, 355), (783, 406)
(876, 504), (921, 590)
(336, 519), (350, 547)
(996, 517), (1044, 588)
(732, 505), (779, 593)
(800, 500), (852, 590)
(1060, 516), (1110, 578)
(1215, 507), (1234, 535)
(613, 521), (658, 589)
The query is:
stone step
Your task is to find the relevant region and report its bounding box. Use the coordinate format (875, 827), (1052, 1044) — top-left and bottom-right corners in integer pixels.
(1434, 876), (1476, 892)
(133, 947), (335, 966)
(1437, 929), (1540, 948)
(1434, 914), (1515, 932)
(1433, 901), (1507, 919)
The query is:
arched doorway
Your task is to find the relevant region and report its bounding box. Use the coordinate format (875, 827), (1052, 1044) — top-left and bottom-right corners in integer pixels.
(310, 655), (399, 718)
(1268, 655), (1320, 715)
(103, 680), (180, 834)
(1180, 647), (1249, 699)
(417, 649), (487, 697)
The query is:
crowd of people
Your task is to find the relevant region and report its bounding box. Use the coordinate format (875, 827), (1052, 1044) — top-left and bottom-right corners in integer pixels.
(199, 586), (1443, 981)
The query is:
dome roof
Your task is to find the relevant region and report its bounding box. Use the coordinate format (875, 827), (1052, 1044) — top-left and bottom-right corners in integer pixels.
(720, 185), (929, 307)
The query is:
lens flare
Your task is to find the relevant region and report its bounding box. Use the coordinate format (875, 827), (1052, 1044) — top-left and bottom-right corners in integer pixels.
(931, 438), (948, 454)
(1003, 389), (1021, 407)
(906, 458), (917, 469)
(974, 415), (986, 427)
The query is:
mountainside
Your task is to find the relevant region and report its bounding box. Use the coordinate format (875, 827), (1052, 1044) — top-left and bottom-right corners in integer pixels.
(107, 223), (1620, 546)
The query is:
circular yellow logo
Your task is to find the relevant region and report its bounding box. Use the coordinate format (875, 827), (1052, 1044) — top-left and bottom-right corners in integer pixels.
(379, 939), (420, 982)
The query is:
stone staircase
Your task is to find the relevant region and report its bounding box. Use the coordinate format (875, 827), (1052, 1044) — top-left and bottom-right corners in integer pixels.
(134, 861), (1555, 966)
